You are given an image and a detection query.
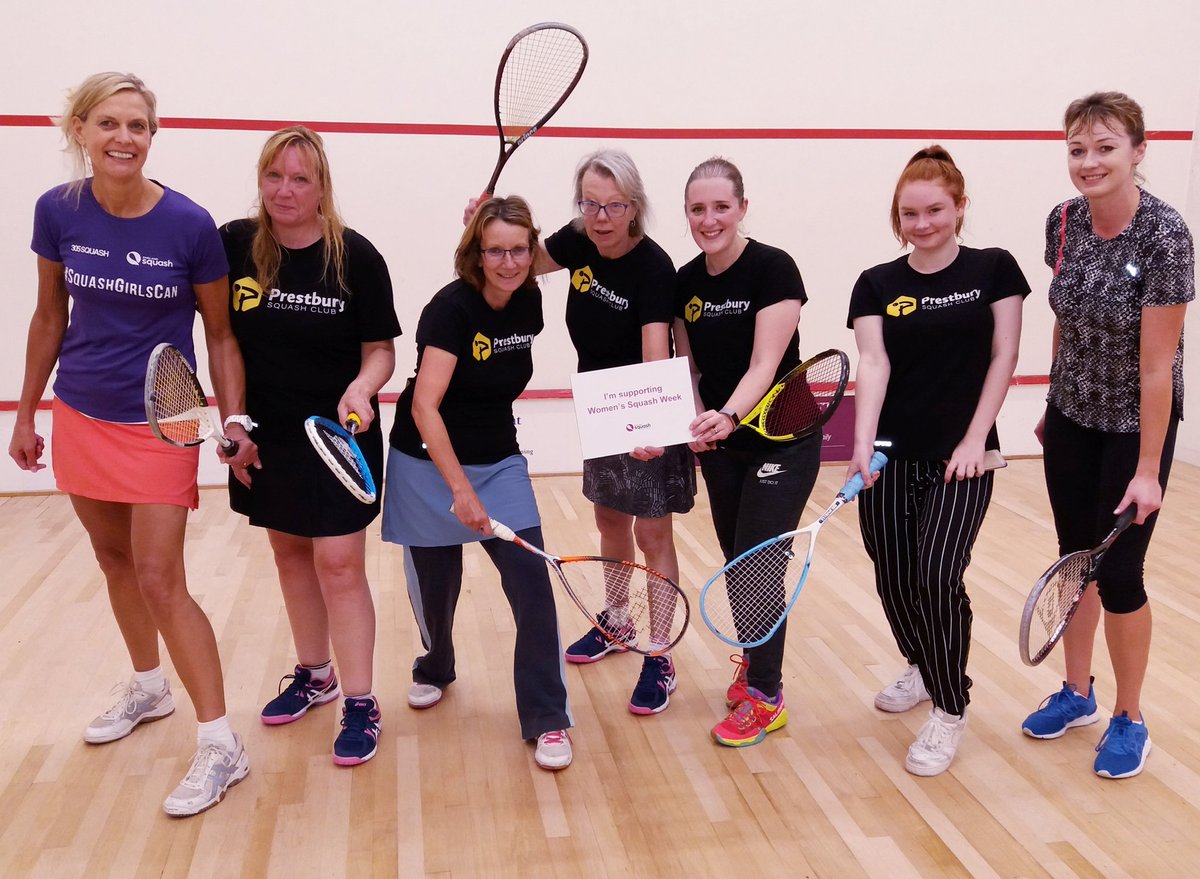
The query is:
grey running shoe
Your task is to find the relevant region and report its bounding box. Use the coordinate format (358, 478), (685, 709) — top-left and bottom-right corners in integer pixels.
(162, 734), (250, 817)
(84, 680), (175, 744)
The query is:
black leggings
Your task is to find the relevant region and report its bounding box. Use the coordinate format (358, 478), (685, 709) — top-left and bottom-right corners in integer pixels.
(697, 434), (821, 697)
(1042, 405), (1179, 614)
(404, 527), (572, 739)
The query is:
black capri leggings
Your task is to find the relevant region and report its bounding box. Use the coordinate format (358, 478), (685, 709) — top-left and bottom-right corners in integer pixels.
(1042, 404), (1179, 615)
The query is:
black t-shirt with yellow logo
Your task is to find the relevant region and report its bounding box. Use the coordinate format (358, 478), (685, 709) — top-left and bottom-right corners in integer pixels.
(544, 224), (675, 373)
(390, 279), (543, 465)
(847, 246), (1029, 459)
(676, 239), (807, 448)
(221, 218), (400, 436)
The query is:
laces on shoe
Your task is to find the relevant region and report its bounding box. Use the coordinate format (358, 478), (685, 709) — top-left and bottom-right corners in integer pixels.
(99, 683), (139, 720)
(1095, 715), (1135, 755)
(180, 743), (225, 791)
(540, 729), (568, 747)
(633, 656), (672, 696)
(341, 700), (377, 732)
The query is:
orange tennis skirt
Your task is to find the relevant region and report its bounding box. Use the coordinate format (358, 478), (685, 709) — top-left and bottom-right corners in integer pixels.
(51, 398), (200, 509)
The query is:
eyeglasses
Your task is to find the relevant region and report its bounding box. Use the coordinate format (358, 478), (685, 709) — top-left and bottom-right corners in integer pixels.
(481, 246), (533, 263)
(577, 199), (629, 219)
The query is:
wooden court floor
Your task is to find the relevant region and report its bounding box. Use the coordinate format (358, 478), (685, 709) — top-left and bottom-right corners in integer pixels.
(0, 459), (1197, 878)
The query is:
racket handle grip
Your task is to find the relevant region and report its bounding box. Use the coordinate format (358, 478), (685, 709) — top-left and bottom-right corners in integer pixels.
(221, 437), (239, 456)
(1115, 503), (1138, 531)
(840, 451), (888, 500)
(345, 412), (361, 435)
(488, 518), (517, 542)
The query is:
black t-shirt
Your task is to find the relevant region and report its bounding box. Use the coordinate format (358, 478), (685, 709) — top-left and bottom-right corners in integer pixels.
(544, 224), (675, 372)
(390, 279), (543, 465)
(676, 240), (806, 447)
(847, 246), (1030, 459)
(221, 219), (401, 436)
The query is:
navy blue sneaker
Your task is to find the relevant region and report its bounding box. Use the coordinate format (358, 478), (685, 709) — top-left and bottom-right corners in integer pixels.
(628, 655), (677, 715)
(1094, 712), (1151, 779)
(1021, 677), (1099, 739)
(261, 665), (340, 726)
(564, 610), (635, 664)
(333, 697), (381, 766)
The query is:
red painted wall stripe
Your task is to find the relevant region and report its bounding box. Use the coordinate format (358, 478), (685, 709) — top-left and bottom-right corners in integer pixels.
(1, 114), (1192, 142)
(0, 377), (1052, 411)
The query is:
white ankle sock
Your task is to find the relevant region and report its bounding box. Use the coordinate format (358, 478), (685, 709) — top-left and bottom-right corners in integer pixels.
(303, 660), (334, 683)
(132, 667), (167, 693)
(197, 715), (237, 751)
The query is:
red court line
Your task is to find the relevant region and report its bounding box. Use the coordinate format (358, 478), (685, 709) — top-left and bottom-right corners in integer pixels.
(0, 377), (1051, 411)
(1, 115), (1192, 141)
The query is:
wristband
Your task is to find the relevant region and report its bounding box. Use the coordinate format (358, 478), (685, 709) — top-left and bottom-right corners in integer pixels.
(223, 414), (258, 432)
(719, 408), (739, 428)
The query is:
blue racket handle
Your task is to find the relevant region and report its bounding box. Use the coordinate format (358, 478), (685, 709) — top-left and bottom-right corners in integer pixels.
(839, 451), (888, 500)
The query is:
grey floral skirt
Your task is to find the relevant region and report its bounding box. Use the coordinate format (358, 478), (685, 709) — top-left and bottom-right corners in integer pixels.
(582, 443), (696, 518)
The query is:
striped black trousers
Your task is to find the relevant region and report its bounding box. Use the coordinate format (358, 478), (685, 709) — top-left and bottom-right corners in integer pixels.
(857, 460), (994, 716)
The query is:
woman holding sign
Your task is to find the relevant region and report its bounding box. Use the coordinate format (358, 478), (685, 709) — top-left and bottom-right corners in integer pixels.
(472, 149), (695, 715)
(382, 196), (574, 771)
(673, 157), (820, 747)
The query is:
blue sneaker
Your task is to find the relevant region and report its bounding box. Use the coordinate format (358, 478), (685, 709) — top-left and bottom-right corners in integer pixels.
(261, 665), (340, 725)
(1094, 712), (1151, 779)
(333, 696), (381, 766)
(1021, 677), (1099, 739)
(564, 610), (635, 664)
(628, 654), (677, 715)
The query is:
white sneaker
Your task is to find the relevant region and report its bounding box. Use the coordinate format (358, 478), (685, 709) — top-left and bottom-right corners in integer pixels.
(905, 707), (967, 776)
(875, 665), (931, 713)
(84, 680), (175, 744)
(534, 730), (573, 771)
(163, 734), (250, 817)
(407, 682), (443, 709)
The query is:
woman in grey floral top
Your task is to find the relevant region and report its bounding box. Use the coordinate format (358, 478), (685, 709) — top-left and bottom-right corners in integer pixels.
(1021, 92), (1193, 780)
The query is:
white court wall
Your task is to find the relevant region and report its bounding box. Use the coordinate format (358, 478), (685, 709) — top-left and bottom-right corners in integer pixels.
(2, 1), (1199, 491)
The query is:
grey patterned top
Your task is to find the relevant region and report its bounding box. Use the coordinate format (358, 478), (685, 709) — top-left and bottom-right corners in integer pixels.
(1044, 189), (1194, 432)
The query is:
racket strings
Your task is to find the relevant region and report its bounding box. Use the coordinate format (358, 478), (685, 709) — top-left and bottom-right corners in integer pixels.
(314, 426), (371, 492)
(499, 29), (585, 135)
(762, 355), (845, 438)
(150, 351), (205, 444)
(559, 559), (686, 651)
(704, 534), (811, 645)
(1032, 555), (1091, 641)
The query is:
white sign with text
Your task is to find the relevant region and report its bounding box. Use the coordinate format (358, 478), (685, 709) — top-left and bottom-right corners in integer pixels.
(570, 357), (697, 460)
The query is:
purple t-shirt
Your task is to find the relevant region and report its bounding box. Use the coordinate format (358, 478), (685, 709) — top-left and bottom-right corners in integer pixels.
(31, 181), (228, 422)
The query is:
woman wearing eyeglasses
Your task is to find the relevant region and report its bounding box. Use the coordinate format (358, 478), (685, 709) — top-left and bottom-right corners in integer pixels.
(537, 149), (695, 716)
(382, 196), (575, 771)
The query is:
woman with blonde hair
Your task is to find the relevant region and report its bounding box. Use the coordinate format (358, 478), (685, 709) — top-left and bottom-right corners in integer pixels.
(8, 71), (256, 816)
(1021, 92), (1192, 779)
(220, 125), (399, 766)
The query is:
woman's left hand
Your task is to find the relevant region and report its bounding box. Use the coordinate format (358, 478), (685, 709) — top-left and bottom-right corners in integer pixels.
(689, 409), (734, 447)
(1116, 474), (1162, 525)
(943, 438), (986, 483)
(338, 386), (375, 433)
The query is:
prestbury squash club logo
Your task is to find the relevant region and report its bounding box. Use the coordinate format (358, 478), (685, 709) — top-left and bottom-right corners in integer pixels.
(886, 295), (917, 317)
(232, 277), (263, 312)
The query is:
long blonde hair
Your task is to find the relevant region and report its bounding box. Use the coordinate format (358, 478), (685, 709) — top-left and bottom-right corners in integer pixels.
(251, 126), (348, 294)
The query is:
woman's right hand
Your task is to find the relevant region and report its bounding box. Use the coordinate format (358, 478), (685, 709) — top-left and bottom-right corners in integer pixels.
(463, 192), (490, 227)
(8, 421), (46, 472)
(451, 486), (492, 536)
(846, 444), (881, 491)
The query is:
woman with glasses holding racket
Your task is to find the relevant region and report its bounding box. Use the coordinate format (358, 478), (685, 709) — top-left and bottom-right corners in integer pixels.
(671, 157), (820, 747)
(383, 196), (575, 771)
(1021, 93), (1192, 779)
(219, 126), (399, 766)
(6, 72), (257, 816)
(848, 147), (1028, 776)
(470, 149), (695, 715)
